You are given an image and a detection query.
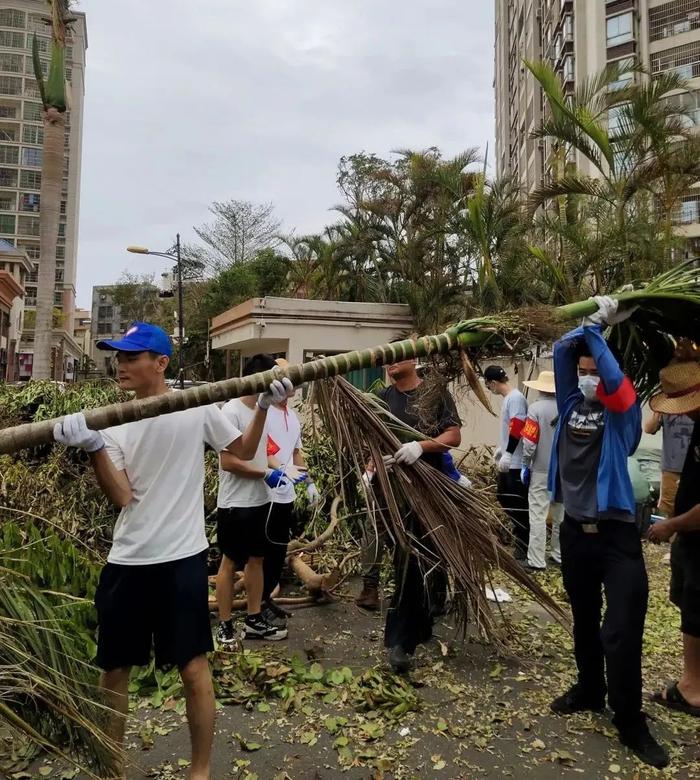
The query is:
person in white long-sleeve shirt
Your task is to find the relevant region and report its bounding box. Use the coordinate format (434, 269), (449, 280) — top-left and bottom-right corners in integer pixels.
(521, 370), (564, 570)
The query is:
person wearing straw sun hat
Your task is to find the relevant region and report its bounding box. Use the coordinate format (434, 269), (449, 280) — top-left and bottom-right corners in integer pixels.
(521, 370), (564, 571)
(647, 351), (700, 718)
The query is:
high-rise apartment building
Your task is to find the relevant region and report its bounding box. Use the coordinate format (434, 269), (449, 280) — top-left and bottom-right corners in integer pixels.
(0, 1), (86, 380)
(495, 1), (700, 242)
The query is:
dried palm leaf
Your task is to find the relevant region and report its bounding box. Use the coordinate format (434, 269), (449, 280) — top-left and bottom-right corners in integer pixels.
(312, 376), (569, 647)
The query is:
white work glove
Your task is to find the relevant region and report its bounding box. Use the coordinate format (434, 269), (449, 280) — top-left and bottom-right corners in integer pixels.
(306, 482), (320, 505)
(53, 412), (104, 453)
(393, 440), (423, 466)
(493, 447), (502, 466)
(498, 451), (512, 473)
(258, 378), (294, 409)
(584, 295), (635, 327)
(457, 474), (473, 490)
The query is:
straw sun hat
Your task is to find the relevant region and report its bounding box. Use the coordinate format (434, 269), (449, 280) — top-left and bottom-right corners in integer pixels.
(523, 370), (556, 394)
(650, 360), (700, 415)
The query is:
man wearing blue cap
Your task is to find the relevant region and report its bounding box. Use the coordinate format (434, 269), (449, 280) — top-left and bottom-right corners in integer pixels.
(53, 321), (293, 780)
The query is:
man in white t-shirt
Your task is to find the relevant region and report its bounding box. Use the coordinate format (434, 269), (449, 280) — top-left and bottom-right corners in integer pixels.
(485, 365), (530, 560)
(216, 354), (306, 646)
(263, 358), (320, 630)
(53, 323), (292, 780)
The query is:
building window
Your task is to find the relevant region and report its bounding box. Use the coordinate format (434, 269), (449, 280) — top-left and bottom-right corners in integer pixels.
(17, 215), (39, 236)
(57, 222), (65, 237)
(98, 306), (113, 320)
(53, 290), (62, 305)
(0, 143), (17, 164)
(18, 242), (39, 259)
(609, 67), (635, 91)
(0, 30), (23, 47)
(0, 10), (26, 29)
(55, 267), (63, 282)
(563, 54), (575, 82)
(651, 40), (700, 78)
(23, 77), (41, 99)
(22, 101), (42, 121)
(32, 36), (48, 54)
(607, 13), (634, 48)
(56, 244), (64, 259)
(0, 74), (22, 95)
(19, 169), (40, 189)
(649, 1), (700, 43)
(27, 264), (37, 283)
(21, 146), (42, 167)
(0, 104), (16, 119)
(563, 14), (574, 43)
(0, 194), (13, 210)
(608, 104), (629, 135)
(0, 52), (22, 73)
(0, 166), (16, 186)
(22, 125), (43, 145)
(0, 213), (13, 232)
(20, 192), (39, 211)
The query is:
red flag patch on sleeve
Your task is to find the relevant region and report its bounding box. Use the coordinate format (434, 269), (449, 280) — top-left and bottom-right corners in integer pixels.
(522, 418), (540, 443)
(509, 417), (525, 438)
(266, 435), (280, 457)
(596, 376), (636, 413)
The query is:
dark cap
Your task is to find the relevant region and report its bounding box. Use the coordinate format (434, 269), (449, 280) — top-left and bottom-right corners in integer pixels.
(484, 365), (508, 383)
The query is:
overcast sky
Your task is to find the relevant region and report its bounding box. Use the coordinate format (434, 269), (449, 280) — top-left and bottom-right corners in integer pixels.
(76, 0), (495, 309)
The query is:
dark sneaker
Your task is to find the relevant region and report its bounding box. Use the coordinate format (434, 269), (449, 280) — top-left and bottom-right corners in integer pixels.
(356, 584), (379, 611)
(550, 684), (605, 715)
(215, 619), (236, 649)
(389, 645), (412, 674)
(243, 614), (288, 641)
(617, 716), (669, 768)
(262, 605), (287, 629)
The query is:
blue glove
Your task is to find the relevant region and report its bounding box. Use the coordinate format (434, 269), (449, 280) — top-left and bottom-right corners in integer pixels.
(264, 469), (289, 489)
(520, 466), (531, 487)
(440, 452), (462, 481)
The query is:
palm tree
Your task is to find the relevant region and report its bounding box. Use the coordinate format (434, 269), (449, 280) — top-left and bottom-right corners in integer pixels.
(31, 1), (73, 380)
(525, 60), (700, 290)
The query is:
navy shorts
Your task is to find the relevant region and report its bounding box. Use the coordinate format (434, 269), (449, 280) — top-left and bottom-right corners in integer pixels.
(95, 550), (213, 671)
(217, 505), (270, 569)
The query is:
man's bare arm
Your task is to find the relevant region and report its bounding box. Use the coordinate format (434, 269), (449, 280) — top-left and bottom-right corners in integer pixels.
(89, 449), (133, 508)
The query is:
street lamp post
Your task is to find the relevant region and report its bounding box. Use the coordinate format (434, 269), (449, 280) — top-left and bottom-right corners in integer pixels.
(127, 234), (185, 389)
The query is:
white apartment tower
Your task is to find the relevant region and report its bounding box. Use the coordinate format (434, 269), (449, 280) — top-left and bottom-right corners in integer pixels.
(0, 1), (86, 380)
(495, 1), (700, 246)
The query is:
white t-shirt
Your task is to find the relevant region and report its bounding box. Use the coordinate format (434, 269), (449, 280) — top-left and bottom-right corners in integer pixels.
(499, 389), (529, 469)
(267, 404), (302, 504)
(103, 404), (240, 566)
(217, 398), (271, 509)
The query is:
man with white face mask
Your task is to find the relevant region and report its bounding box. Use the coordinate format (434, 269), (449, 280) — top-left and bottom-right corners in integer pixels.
(547, 297), (667, 769)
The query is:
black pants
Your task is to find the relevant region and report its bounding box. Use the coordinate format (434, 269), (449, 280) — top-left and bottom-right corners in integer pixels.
(497, 469), (529, 557)
(262, 502), (294, 600)
(560, 516), (648, 727)
(384, 516), (446, 655)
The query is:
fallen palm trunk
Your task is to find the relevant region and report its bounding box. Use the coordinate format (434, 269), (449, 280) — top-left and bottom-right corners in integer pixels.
(313, 375), (569, 645)
(289, 553), (340, 596)
(2, 260), (698, 454)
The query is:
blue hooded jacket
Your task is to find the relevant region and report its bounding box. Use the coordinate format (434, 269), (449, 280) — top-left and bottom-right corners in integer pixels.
(548, 325), (641, 516)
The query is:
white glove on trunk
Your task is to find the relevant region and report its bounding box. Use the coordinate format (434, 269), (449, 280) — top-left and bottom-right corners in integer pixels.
(258, 378), (294, 409)
(53, 413), (104, 453)
(584, 295), (635, 327)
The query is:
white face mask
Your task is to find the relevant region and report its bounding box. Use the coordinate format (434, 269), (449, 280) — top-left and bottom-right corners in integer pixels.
(578, 375), (600, 402)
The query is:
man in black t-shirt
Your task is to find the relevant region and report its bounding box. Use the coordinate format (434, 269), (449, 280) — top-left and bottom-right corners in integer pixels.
(356, 358), (462, 673)
(648, 358), (700, 717)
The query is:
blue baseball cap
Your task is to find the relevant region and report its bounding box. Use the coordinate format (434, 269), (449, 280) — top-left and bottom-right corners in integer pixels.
(97, 321), (173, 357)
